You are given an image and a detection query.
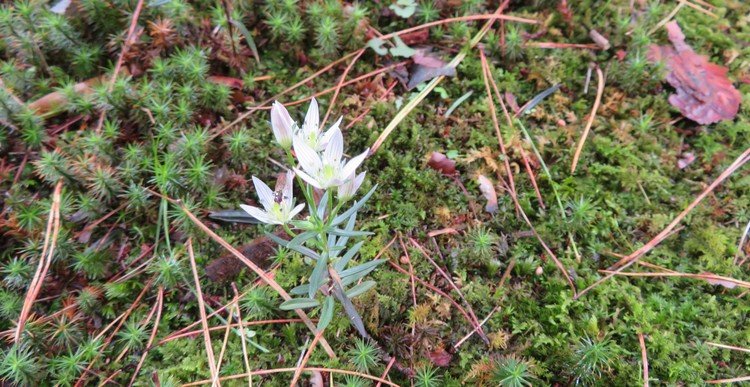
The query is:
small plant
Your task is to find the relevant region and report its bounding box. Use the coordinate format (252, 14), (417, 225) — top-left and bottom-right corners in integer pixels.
(239, 99), (379, 333)
(572, 336), (618, 385)
(0, 344), (41, 385)
(414, 365), (443, 387)
(492, 355), (538, 387)
(347, 338), (380, 372)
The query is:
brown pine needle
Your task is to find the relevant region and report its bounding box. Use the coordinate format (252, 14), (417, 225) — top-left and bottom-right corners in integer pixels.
(639, 333), (649, 387)
(706, 342), (750, 354)
(181, 367), (399, 387)
(577, 147), (750, 299)
(290, 330), (325, 387)
(231, 284), (253, 387)
(187, 239), (220, 386)
(152, 190), (336, 357)
(129, 286), (164, 386)
(571, 65), (605, 174)
(160, 319), (304, 344)
(321, 49), (366, 128)
(14, 181), (62, 343)
(706, 375), (750, 384)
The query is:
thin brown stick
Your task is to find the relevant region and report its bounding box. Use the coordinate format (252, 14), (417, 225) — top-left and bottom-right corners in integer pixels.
(638, 333), (649, 387)
(94, 0), (145, 133)
(128, 286), (164, 386)
(598, 270), (750, 289)
(377, 13), (537, 42)
(181, 367), (399, 387)
(706, 342), (750, 354)
(321, 49), (366, 128)
(15, 181), (62, 343)
(231, 284), (253, 387)
(375, 357), (397, 387)
(479, 50), (517, 199)
(706, 375), (750, 384)
(345, 80), (398, 130)
(571, 65), (604, 174)
(187, 239), (219, 386)
(525, 42), (600, 49)
(290, 330), (325, 387)
(159, 319), (304, 344)
(209, 51), (359, 140)
(151, 190), (336, 357)
(577, 147), (750, 299)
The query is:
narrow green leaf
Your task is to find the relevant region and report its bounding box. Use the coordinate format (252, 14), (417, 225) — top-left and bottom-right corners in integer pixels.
(279, 298), (320, 310)
(290, 284), (310, 296)
(267, 232), (320, 260)
(287, 231), (317, 248)
(230, 19), (260, 64)
(340, 259), (385, 286)
(345, 280), (377, 298)
(330, 228), (373, 237)
(444, 90), (474, 118)
(308, 253), (329, 298)
(332, 282), (367, 338)
(317, 296), (335, 331)
(332, 185), (377, 226)
(334, 241), (364, 271)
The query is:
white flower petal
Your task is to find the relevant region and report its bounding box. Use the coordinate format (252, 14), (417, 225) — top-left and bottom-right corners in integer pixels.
(323, 127), (343, 165)
(318, 116), (342, 149)
(294, 168), (323, 190)
(240, 204), (275, 225)
(251, 176), (275, 210)
(280, 170), (294, 203)
(271, 101), (294, 148)
(289, 203), (305, 219)
(293, 136), (322, 174)
(304, 97), (319, 134)
(340, 148), (369, 179)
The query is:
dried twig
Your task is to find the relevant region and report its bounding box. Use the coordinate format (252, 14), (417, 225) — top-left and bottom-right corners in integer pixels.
(187, 239), (220, 386)
(14, 181), (62, 343)
(128, 286), (164, 386)
(639, 333), (649, 387)
(571, 65), (605, 174)
(182, 367), (399, 387)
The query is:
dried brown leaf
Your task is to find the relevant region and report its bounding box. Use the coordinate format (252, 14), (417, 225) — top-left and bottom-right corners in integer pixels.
(477, 175), (498, 214)
(427, 152), (457, 175)
(648, 21), (741, 124)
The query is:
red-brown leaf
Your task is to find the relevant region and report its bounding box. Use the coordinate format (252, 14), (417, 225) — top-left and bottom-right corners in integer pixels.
(427, 152), (457, 175)
(428, 347), (452, 367)
(648, 21), (740, 124)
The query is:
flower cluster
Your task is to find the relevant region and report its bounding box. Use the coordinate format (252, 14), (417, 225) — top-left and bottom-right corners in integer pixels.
(239, 98), (380, 332)
(244, 98), (369, 225)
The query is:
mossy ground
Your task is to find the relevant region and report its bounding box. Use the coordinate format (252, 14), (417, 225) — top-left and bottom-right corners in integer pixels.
(1, 0), (749, 385)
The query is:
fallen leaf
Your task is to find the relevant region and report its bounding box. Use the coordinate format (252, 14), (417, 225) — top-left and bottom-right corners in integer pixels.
(413, 49), (446, 68)
(677, 152), (695, 169)
(648, 21), (741, 124)
(700, 272), (738, 289)
(390, 36), (416, 58)
(427, 152), (457, 175)
(407, 64), (456, 90)
(428, 347), (452, 367)
(389, 0), (417, 18)
(477, 175), (498, 214)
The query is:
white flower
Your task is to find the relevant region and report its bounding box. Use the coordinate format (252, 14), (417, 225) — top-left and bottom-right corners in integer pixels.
(271, 101), (295, 149)
(338, 172), (366, 202)
(295, 98), (340, 151)
(293, 127), (369, 190)
(240, 171), (304, 225)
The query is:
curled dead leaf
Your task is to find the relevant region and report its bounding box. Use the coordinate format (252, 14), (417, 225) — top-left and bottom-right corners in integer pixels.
(427, 152), (457, 175)
(477, 175), (498, 214)
(648, 21), (741, 124)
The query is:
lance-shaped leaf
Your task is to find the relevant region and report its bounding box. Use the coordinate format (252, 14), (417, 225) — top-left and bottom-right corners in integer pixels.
(290, 284), (309, 296)
(340, 259), (386, 287)
(267, 232), (321, 261)
(345, 280), (377, 298)
(308, 253), (329, 298)
(331, 278), (368, 338)
(279, 297), (320, 310)
(332, 185), (377, 226)
(287, 231), (318, 249)
(317, 296), (335, 331)
(329, 228), (373, 237)
(334, 241), (365, 272)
